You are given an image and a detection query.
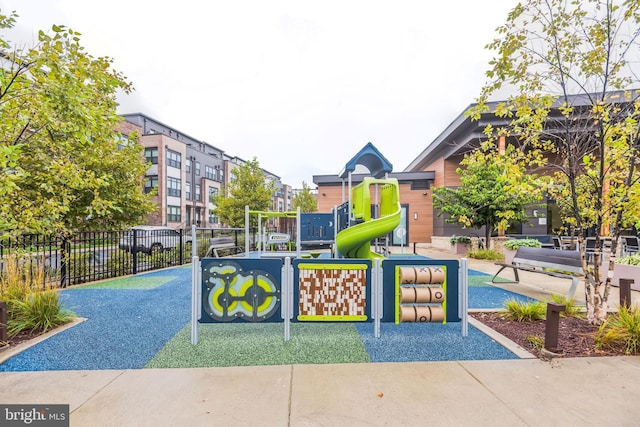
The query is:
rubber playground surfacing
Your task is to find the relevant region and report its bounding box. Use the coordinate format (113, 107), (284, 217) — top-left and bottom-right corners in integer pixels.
(0, 266), (536, 372)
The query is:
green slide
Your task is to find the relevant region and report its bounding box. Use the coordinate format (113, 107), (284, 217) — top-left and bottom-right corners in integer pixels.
(336, 177), (401, 259)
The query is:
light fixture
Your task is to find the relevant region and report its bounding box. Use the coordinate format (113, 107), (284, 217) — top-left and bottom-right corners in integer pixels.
(414, 212), (418, 220)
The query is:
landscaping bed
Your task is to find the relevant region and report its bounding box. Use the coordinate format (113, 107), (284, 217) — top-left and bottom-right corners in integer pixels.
(471, 312), (627, 359)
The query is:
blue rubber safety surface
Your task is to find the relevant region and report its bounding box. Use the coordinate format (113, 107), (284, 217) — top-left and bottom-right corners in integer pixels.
(0, 266), (530, 372)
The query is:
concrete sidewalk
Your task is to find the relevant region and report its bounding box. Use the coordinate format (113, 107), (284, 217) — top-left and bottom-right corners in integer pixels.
(1, 357), (639, 426)
(2, 245), (640, 426)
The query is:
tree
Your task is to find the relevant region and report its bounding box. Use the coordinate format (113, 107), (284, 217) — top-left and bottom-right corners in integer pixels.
(291, 181), (317, 213)
(432, 143), (547, 246)
(0, 11), (155, 237)
(211, 158), (274, 227)
(470, 0), (640, 323)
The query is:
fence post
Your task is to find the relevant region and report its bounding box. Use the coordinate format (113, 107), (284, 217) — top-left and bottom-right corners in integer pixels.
(60, 237), (69, 288)
(179, 228), (184, 265)
(0, 301), (7, 344)
(132, 229), (138, 275)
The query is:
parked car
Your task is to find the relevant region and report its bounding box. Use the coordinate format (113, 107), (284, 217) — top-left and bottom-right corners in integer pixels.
(119, 226), (190, 254)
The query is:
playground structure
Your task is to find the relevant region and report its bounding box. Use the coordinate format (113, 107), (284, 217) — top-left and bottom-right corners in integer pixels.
(190, 143), (469, 344)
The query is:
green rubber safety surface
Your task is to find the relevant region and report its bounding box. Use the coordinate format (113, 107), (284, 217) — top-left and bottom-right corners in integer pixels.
(468, 275), (510, 286)
(78, 276), (176, 289)
(146, 322), (371, 368)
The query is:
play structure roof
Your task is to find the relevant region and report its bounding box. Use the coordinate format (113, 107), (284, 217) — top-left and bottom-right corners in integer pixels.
(339, 142), (393, 179)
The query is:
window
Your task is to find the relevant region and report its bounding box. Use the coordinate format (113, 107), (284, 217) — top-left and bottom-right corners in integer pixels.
(167, 206), (181, 222)
(194, 162), (201, 176)
(144, 175), (158, 194)
(195, 184), (201, 201)
(116, 134), (129, 150)
(167, 177), (181, 197)
(209, 212), (218, 225)
(185, 182), (191, 200)
(209, 187), (218, 201)
(218, 168), (224, 182)
(167, 150), (181, 168)
(186, 158), (191, 173)
(145, 147), (158, 164)
(205, 165), (215, 180)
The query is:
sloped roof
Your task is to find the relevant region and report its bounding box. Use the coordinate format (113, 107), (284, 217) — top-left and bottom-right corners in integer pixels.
(338, 142), (393, 179)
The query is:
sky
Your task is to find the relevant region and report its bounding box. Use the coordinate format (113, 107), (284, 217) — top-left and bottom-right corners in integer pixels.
(1, 0), (519, 188)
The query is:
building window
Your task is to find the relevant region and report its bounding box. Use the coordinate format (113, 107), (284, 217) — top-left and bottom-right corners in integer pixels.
(145, 147), (158, 164)
(186, 158), (191, 173)
(209, 187), (218, 201)
(116, 134), (129, 150)
(185, 182), (191, 200)
(144, 175), (158, 194)
(194, 162), (201, 176)
(209, 212), (218, 225)
(167, 177), (181, 197)
(218, 168), (224, 182)
(195, 184), (201, 201)
(167, 150), (181, 169)
(205, 165), (215, 180)
(167, 206), (181, 222)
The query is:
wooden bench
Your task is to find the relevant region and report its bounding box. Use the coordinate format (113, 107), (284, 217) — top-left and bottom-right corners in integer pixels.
(206, 237), (243, 257)
(492, 247), (584, 299)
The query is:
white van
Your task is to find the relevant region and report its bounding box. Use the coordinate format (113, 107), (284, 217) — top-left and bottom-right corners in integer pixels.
(119, 226), (188, 254)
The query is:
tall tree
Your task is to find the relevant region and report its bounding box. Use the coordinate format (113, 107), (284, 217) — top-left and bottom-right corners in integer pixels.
(291, 181), (318, 213)
(470, 0), (640, 323)
(433, 143), (547, 246)
(211, 158), (274, 227)
(0, 11), (155, 237)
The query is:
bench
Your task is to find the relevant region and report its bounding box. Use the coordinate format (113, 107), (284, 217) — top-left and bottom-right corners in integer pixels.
(206, 237), (243, 257)
(492, 247), (584, 299)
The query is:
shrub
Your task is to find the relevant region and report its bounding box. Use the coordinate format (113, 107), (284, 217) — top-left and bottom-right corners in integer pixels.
(7, 286), (74, 336)
(1, 253), (75, 339)
(501, 299), (546, 322)
(596, 305), (640, 354)
(616, 254), (640, 266)
(467, 248), (504, 260)
(526, 335), (544, 349)
(450, 235), (472, 244)
(550, 294), (584, 318)
(503, 238), (542, 250)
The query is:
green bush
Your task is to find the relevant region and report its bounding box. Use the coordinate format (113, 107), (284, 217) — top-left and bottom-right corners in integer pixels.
(467, 248), (504, 260)
(503, 238), (542, 250)
(549, 294), (583, 318)
(596, 305), (640, 354)
(616, 254), (640, 266)
(450, 235), (472, 244)
(501, 299), (546, 322)
(1, 253), (75, 341)
(7, 287), (74, 337)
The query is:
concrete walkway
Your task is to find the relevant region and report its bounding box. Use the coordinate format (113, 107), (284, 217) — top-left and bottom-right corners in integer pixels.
(2, 357), (639, 426)
(1, 246), (639, 426)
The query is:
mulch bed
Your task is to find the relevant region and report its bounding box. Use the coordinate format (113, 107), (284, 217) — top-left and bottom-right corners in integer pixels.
(471, 312), (626, 359)
(1, 328), (44, 349)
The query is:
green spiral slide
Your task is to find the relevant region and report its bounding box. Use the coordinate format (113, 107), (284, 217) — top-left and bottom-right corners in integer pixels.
(336, 177), (401, 259)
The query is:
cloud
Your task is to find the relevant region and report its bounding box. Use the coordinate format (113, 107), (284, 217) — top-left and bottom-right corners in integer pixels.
(3, 0), (519, 188)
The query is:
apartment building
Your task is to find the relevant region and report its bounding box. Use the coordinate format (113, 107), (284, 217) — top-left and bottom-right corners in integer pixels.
(117, 113), (287, 228)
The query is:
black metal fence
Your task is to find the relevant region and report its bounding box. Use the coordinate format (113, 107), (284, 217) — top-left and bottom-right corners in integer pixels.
(0, 228), (251, 288)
